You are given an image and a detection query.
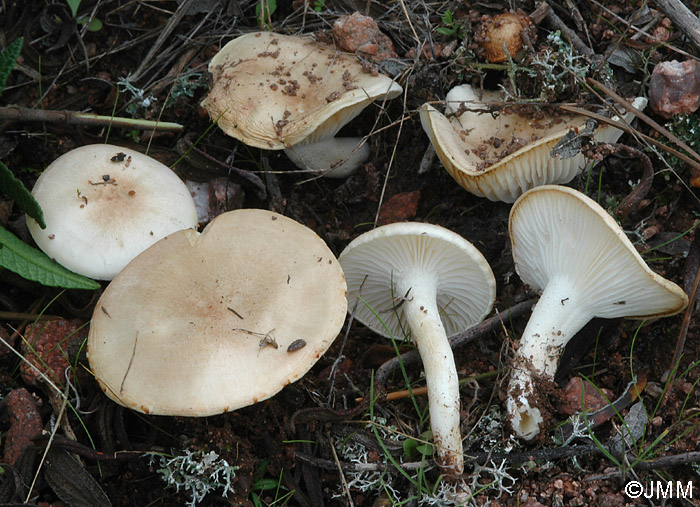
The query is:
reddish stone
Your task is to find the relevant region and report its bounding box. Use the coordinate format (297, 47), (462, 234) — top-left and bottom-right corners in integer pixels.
(21, 318), (87, 389)
(560, 376), (614, 417)
(649, 59), (700, 118)
(377, 190), (421, 225)
(3, 388), (42, 465)
(332, 12), (398, 61)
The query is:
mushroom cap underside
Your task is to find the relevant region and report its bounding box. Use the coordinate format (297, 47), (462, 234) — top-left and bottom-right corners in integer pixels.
(419, 86), (646, 202)
(509, 185), (688, 319)
(339, 222), (496, 340)
(202, 31), (403, 149)
(26, 144), (198, 280)
(88, 208), (347, 416)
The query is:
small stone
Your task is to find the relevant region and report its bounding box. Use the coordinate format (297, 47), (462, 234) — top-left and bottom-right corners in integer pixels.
(332, 12), (398, 61)
(3, 388), (42, 465)
(21, 318), (87, 389)
(377, 190), (421, 225)
(560, 376), (614, 416)
(649, 60), (700, 118)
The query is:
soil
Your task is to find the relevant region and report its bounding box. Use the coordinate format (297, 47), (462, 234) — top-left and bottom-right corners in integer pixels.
(1, 1), (700, 506)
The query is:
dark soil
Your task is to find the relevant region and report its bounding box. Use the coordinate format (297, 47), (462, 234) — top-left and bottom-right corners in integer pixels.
(1, 1), (700, 506)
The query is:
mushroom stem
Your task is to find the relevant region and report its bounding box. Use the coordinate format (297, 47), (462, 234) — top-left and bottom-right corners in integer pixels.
(283, 137), (369, 178)
(395, 271), (463, 475)
(506, 276), (593, 440)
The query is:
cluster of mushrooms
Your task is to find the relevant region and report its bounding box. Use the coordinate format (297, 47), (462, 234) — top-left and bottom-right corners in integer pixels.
(25, 30), (689, 485)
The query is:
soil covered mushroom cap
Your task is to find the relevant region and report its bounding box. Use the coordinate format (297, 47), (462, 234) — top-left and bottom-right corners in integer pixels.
(87, 209), (347, 416)
(25, 144), (198, 280)
(201, 31), (402, 149)
(419, 84), (646, 202)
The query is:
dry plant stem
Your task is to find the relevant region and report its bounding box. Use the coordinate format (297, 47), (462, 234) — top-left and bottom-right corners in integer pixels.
(664, 252), (700, 398)
(653, 0), (700, 52)
(532, 2), (593, 56)
(374, 298), (536, 386)
(559, 105), (700, 173)
(0, 311), (60, 321)
(128, 0), (196, 82)
(585, 78), (700, 165)
(0, 106), (183, 132)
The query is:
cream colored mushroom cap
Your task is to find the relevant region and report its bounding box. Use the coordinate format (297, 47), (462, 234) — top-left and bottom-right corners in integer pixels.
(87, 209), (348, 416)
(510, 185), (688, 318)
(419, 85), (647, 202)
(201, 31), (403, 149)
(26, 144), (198, 280)
(339, 222), (496, 339)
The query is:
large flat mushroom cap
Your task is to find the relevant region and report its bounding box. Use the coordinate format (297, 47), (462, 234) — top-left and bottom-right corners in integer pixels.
(201, 31), (402, 149)
(419, 85), (646, 202)
(26, 144), (198, 280)
(339, 222), (496, 339)
(509, 185), (688, 318)
(87, 209), (347, 416)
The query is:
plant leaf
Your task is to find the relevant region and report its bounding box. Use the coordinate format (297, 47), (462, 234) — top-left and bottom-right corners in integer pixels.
(65, 0), (81, 18)
(0, 226), (100, 290)
(0, 37), (23, 97)
(0, 161), (45, 228)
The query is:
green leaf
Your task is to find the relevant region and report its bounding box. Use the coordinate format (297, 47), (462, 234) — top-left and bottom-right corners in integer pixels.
(66, 0), (81, 18)
(0, 37), (23, 97)
(77, 15), (103, 32)
(0, 226), (100, 290)
(0, 161), (45, 228)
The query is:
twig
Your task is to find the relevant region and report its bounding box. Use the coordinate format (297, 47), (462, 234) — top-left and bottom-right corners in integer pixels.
(374, 299), (536, 386)
(127, 0), (196, 82)
(585, 78), (700, 165)
(531, 2), (594, 56)
(560, 105), (700, 176)
(0, 106), (183, 132)
(653, 0), (700, 52)
(664, 246), (700, 399)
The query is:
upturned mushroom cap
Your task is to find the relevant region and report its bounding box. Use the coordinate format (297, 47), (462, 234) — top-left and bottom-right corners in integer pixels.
(339, 222), (496, 340)
(506, 185), (688, 439)
(419, 84), (647, 202)
(87, 209), (347, 416)
(510, 185), (688, 321)
(201, 31), (403, 149)
(26, 144), (198, 280)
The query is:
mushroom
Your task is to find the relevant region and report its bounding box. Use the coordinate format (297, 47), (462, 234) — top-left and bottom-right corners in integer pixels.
(419, 84), (647, 201)
(87, 208), (347, 416)
(25, 144), (198, 280)
(507, 185), (688, 440)
(338, 223), (496, 474)
(201, 31), (402, 177)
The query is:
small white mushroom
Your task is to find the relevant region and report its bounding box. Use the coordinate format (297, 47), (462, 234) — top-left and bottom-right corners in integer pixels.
(25, 144), (198, 280)
(507, 185), (688, 439)
(88, 209), (347, 416)
(201, 31), (402, 177)
(339, 222), (496, 474)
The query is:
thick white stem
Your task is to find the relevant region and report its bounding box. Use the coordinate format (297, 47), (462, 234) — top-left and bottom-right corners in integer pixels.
(507, 276), (593, 440)
(396, 271), (463, 475)
(284, 137), (369, 178)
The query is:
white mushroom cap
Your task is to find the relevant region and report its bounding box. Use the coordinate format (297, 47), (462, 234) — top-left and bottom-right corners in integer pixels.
(26, 144), (198, 280)
(283, 137), (370, 178)
(419, 84), (647, 202)
(88, 209), (347, 416)
(507, 185), (688, 439)
(202, 31), (403, 150)
(339, 222), (496, 474)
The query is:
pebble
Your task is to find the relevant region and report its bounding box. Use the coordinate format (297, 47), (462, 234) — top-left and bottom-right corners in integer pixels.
(649, 59), (700, 118)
